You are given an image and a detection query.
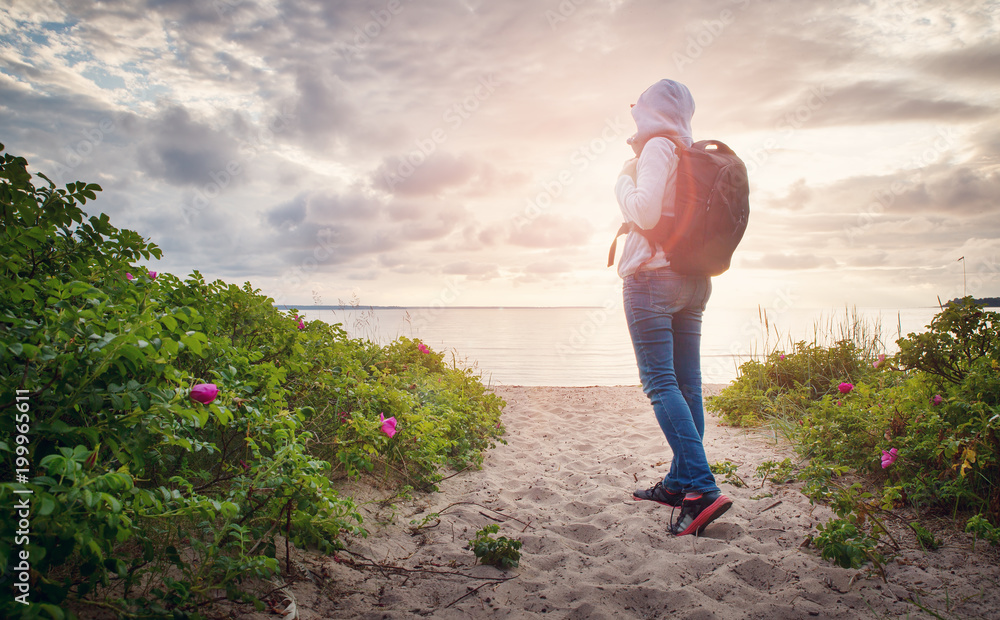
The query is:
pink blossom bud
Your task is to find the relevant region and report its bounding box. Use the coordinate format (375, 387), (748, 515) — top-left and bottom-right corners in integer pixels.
(190, 383), (219, 405)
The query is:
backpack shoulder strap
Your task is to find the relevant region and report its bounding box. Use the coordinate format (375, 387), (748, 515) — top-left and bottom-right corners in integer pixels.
(658, 135), (687, 153)
(607, 221), (633, 268)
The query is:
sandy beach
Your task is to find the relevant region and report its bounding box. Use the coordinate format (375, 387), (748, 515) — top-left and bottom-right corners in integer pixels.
(245, 385), (1000, 619)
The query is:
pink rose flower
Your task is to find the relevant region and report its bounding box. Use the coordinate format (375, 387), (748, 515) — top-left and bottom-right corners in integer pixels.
(379, 413), (398, 438)
(873, 354), (886, 369)
(881, 448), (898, 469)
(148, 271), (157, 280)
(418, 343), (430, 354)
(837, 382), (854, 395)
(932, 394), (943, 406)
(126, 272), (135, 281)
(190, 383), (219, 405)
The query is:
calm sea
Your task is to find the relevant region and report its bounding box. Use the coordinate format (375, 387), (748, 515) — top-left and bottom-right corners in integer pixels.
(282, 304), (964, 387)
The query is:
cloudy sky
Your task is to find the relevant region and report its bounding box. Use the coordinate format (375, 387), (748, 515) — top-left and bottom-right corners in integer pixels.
(2, 0), (998, 311)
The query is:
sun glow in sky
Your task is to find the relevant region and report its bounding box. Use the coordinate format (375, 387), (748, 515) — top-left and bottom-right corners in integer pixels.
(1, 0), (998, 311)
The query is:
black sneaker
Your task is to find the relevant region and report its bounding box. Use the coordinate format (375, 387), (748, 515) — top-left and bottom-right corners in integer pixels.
(669, 492), (732, 536)
(633, 481), (683, 507)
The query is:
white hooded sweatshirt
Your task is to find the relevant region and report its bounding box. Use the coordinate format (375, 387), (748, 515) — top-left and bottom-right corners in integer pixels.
(614, 79), (695, 278)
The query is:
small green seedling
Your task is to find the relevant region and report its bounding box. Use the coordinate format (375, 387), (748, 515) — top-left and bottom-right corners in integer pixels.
(755, 458), (795, 488)
(710, 460), (747, 488)
(469, 524), (522, 569)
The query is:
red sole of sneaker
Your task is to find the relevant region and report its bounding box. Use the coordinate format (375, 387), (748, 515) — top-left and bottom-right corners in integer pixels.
(675, 495), (732, 536)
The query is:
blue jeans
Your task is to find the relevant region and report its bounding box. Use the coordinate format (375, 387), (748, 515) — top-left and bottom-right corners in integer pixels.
(623, 268), (719, 495)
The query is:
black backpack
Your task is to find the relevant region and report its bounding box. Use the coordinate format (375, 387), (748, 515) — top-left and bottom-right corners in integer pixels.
(608, 137), (750, 276)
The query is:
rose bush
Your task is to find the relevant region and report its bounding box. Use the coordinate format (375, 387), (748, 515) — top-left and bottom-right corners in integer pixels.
(0, 145), (505, 618)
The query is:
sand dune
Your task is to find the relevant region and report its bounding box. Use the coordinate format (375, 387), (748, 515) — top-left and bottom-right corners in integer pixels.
(244, 385), (1000, 619)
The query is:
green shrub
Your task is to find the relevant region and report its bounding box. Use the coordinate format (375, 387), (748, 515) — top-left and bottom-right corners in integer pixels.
(709, 338), (886, 427)
(814, 518), (880, 569)
(897, 297), (1000, 385)
(710, 460), (747, 488)
(468, 524), (521, 569)
(909, 522), (940, 551)
(0, 144), (506, 617)
(965, 514), (1000, 546)
(710, 298), (1000, 570)
(755, 458), (795, 486)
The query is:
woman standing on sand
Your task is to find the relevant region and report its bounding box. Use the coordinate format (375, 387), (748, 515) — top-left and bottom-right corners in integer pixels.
(614, 79), (732, 536)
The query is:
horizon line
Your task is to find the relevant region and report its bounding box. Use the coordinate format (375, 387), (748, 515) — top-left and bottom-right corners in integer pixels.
(272, 303), (973, 311)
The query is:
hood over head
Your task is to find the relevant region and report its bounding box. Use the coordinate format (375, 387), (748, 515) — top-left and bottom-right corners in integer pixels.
(627, 79), (695, 155)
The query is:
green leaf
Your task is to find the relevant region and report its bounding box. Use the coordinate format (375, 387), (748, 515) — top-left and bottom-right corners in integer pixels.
(160, 314), (178, 332)
(180, 333), (204, 356)
(101, 493), (122, 513)
(160, 338), (179, 357)
(38, 496), (57, 516)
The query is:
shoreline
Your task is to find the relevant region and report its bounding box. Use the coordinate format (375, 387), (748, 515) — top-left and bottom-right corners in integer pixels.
(237, 385), (1000, 619)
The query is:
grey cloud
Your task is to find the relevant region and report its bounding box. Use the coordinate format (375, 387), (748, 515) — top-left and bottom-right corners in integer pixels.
(970, 126), (1000, 162)
(308, 192), (383, 222)
(753, 149), (1000, 250)
(0, 57), (44, 82)
(268, 226), (358, 271)
(384, 199), (470, 242)
(265, 194), (308, 229)
(770, 179), (813, 211)
(370, 151), (523, 197)
(0, 80), (122, 157)
(922, 168), (1000, 216)
(212, 50), (270, 84)
(829, 165), (1000, 218)
(387, 200), (433, 221)
(396, 210), (466, 242)
(676, 2), (999, 132)
(289, 67), (357, 149)
(814, 81), (994, 126)
(247, 190), (468, 274)
(919, 42), (1000, 83)
(134, 105), (239, 187)
(374, 151), (479, 196)
(378, 253), (412, 268)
